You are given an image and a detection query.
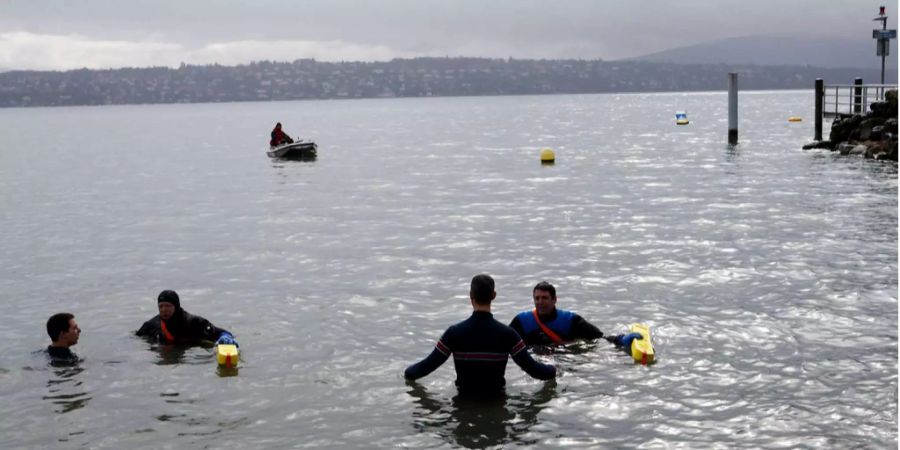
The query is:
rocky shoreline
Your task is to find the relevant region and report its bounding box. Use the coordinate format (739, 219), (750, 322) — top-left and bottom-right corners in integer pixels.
(803, 90), (898, 161)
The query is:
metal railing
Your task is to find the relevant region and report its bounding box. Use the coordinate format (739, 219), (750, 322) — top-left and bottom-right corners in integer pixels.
(822, 83), (896, 118)
(814, 78), (897, 141)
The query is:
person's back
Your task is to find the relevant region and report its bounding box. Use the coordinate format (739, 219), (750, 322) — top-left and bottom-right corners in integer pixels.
(404, 274), (556, 397)
(442, 311), (531, 394)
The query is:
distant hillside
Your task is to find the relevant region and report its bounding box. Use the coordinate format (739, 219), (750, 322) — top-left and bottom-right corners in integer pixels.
(0, 57), (888, 108)
(628, 35), (897, 72)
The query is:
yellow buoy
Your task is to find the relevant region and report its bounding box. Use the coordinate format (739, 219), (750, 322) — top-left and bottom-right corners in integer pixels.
(540, 148), (555, 164)
(788, 116), (802, 122)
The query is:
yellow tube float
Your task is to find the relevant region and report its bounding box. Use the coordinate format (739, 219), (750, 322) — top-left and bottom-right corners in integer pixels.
(629, 323), (655, 365)
(217, 344), (240, 368)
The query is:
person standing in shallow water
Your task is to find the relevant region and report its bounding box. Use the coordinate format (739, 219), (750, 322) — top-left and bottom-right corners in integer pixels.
(46, 312), (81, 363)
(136, 290), (238, 347)
(404, 274), (556, 397)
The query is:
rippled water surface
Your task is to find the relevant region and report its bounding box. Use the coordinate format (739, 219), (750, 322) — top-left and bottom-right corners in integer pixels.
(0, 91), (896, 449)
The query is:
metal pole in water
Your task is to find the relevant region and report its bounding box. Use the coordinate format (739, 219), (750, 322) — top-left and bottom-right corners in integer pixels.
(878, 7), (887, 84)
(872, 6), (895, 87)
(728, 73), (738, 145)
(814, 79), (824, 141)
(853, 78), (863, 114)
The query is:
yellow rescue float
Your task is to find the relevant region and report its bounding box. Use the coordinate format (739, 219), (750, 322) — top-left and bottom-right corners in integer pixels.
(216, 344), (240, 368)
(788, 116), (802, 122)
(629, 323), (655, 365)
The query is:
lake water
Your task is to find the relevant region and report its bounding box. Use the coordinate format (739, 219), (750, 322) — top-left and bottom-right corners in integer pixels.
(0, 91), (896, 449)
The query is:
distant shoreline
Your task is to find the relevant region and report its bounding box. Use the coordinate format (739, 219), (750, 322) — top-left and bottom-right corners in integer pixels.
(0, 57), (890, 108)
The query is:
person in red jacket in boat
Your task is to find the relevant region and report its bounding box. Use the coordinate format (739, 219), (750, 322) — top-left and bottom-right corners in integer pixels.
(270, 122), (294, 147)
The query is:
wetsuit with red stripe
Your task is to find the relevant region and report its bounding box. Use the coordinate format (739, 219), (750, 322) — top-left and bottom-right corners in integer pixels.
(135, 309), (229, 344)
(404, 311), (556, 396)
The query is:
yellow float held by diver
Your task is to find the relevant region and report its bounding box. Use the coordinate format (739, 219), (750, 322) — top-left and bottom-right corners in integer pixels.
(217, 344), (240, 368)
(675, 111), (689, 125)
(629, 323), (655, 365)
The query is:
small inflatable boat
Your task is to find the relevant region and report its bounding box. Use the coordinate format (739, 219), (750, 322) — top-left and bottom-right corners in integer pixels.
(267, 141), (317, 159)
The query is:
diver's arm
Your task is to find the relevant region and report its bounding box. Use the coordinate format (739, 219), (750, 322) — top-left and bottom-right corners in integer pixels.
(404, 344), (450, 380)
(510, 339), (556, 380)
(135, 317), (158, 337)
(571, 314), (604, 340)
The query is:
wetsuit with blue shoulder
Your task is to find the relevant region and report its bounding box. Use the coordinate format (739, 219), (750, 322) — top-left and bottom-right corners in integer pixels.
(509, 281), (638, 349)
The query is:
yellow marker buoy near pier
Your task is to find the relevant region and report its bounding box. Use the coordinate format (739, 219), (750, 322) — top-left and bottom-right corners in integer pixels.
(540, 148), (555, 164)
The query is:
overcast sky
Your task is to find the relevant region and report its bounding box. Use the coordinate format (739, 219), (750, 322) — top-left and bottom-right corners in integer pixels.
(1, 0), (896, 71)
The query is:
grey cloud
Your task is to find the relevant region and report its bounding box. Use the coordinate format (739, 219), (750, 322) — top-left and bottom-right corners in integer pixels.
(0, 0), (895, 67)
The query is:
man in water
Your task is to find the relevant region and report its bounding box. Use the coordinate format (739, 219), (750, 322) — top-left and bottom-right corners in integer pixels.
(509, 281), (642, 350)
(136, 290), (237, 346)
(46, 312), (81, 363)
(270, 122), (294, 147)
(404, 274), (556, 396)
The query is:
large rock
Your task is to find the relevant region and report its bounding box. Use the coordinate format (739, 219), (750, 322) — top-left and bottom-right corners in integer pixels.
(870, 90), (900, 118)
(870, 125), (884, 140)
(830, 115), (863, 143)
(886, 89), (898, 115)
(864, 140), (898, 160)
(870, 101), (893, 117)
(818, 89), (896, 162)
(886, 142), (899, 161)
(857, 117), (886, 140)
(885, 118), (898, 135)
(802, 140), (833, 150)
(837, 142), (856, 155)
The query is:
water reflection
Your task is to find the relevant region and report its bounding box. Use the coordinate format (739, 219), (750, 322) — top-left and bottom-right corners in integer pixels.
(724, 143), (741, 165)
(154, 344), (189, 365)
(149, 343), (215, 366)
(407, 380), (557, 448)
(530, 340), (599, 357)
(43, 364), (91, 414)
(216, 366), (239, 377)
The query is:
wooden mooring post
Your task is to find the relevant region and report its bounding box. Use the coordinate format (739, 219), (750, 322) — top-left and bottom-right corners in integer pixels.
(815, 78), (823, 141)
(728, 73), (738, 144)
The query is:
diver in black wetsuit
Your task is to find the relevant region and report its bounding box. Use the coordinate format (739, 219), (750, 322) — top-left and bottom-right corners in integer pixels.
(404, 274), (556, 396)
(46, 312), (81, 364)
(136, 290), (237, 346)
(509, 281), (642, 349)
